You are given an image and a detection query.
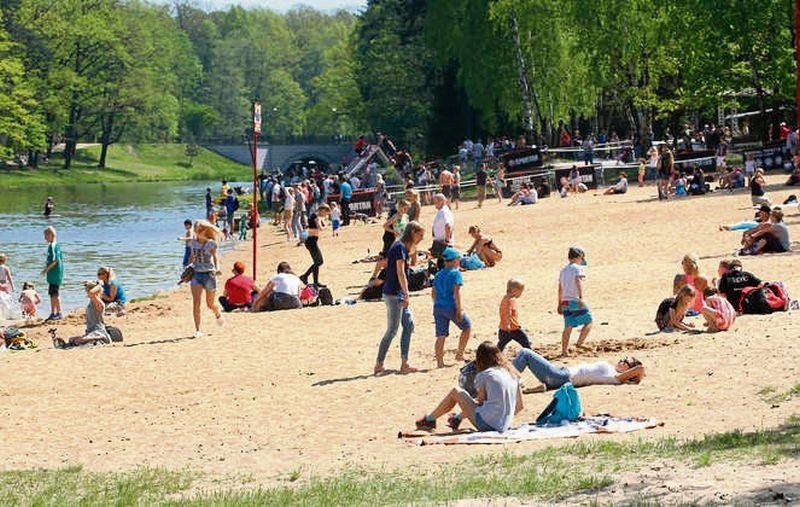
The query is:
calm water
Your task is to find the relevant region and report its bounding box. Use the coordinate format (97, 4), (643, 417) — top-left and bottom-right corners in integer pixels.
(0, 181), (235, 316)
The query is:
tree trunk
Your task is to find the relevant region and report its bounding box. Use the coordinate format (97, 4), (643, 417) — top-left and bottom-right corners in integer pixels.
(98, 112), (114, 168)
(509, 9), (535, 143)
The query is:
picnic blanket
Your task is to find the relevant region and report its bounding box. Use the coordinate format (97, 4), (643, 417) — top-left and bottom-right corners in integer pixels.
(399, 415), (662, 446)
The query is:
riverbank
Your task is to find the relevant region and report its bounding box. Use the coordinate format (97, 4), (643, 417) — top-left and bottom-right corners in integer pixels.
(0, 144), (249, 189)
(1, 175), (799, 504)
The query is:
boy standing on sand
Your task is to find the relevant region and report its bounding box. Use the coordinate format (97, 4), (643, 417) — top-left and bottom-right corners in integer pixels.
(557, 245), (592, 356)
(497, 278), (532, 351)
(431, 247), (471, 367)
(41, 225), (64, 321)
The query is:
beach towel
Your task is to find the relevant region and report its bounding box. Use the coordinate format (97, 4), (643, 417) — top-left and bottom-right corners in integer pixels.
(399, 415), (661, 445)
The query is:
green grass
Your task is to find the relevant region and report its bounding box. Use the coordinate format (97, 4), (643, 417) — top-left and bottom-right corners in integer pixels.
(0, 144), (250, 188)
(758, 383), (800, 404)
(0, 417), (796, 505)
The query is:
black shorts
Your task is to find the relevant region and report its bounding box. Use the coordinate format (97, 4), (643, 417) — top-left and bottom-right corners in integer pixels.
(441, 186), (452, 199)
(451, 185), (461, 199)
(48, 283), (60, 297)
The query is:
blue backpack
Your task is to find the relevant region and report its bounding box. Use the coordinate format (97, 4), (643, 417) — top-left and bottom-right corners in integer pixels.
(536, 382), (582, 425)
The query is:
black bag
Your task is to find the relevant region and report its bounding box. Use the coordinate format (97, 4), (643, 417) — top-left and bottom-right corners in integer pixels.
(408, 268), (429, 292)
(317, 286), (334, 306)
(106, 325), (124, 343)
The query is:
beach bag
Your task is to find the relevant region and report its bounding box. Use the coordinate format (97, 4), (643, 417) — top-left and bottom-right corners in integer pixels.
(408, 268), (429, 292)
(536, 382), (582, 425)
(300, 285), (318, 307)
(106, 325), (124, 343)
(459, 253), (485, 270)
(740, 282), (788, 314)
(316, 285), (334, 306)
(458, 361), (478, 397)
(178, 265), (194, 285)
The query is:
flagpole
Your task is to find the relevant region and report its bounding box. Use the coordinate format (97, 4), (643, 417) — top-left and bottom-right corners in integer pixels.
(252, 101), (261, 281)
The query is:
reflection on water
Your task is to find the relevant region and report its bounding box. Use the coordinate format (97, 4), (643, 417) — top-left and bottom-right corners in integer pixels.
(0, 181), (235, 314)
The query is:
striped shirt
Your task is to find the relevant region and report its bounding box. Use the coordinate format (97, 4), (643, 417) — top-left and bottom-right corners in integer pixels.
(706, 296), (736, 330)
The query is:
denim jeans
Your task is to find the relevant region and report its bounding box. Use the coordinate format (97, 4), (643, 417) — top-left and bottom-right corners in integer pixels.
(376, 293), (414, 363)
(292, 212), (303, 239)
(512, 349), (570, 390)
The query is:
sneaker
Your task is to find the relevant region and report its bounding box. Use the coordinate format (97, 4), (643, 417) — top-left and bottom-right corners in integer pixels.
(193, 330), (203, 339)
(50, 313), (63, 321)
(415, 416), (436, 430)
(446, 413), (462, 430)
(299, 275), (308, 285)
(44, 314), (56, 322)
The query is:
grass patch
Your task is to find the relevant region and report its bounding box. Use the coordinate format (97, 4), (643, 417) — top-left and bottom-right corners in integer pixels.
(0, 418), (796, 505)
(0, 144), (250, 188)
(758, 383), (800, 404)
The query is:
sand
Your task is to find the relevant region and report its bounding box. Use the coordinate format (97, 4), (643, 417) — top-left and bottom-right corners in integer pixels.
(1, 174), (798, 502)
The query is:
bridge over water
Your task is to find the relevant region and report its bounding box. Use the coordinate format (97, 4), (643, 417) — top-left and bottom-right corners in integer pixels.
(206, 142), (353, 171)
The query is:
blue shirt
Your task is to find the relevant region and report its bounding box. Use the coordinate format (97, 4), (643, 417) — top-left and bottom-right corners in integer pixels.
(103, 280), (127, 304)
(340, 181), (352, 200)
(382, 241), (409, 297)
(432, 267), (463, 309)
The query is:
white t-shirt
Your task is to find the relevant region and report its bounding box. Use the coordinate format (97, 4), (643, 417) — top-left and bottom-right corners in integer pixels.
(271, 184), (282, 202)
(558, 263), (585, 301)
(474, 366), (519, 432)
(271, 273), (302, 296)
(284, 192), (294, 211)
(567, 362), (619, 387)
(432, 205), (454, 243)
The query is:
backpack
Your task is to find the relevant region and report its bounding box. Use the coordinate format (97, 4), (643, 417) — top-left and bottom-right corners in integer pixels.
(106, 325), (124, 343)
(300, 285), (318, 307)
(316, 285), (334, 306)
(740, 282), (789, 314)
(460, 253), (485, 270)
(408, 268), (429, 292)
(536, 382), (582, 425)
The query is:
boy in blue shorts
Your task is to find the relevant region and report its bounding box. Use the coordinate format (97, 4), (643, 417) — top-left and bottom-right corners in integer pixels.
(432, 247), (471, 367)
(557, 245), (593, 356)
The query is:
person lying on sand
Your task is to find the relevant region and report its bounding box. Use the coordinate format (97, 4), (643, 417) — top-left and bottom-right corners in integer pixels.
(512, 348), (645, 391)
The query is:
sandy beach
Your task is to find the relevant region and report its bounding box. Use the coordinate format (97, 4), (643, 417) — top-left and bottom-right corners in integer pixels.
(1, 174), (798, 502)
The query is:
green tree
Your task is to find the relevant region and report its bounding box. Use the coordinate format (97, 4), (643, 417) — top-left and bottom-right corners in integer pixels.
(0, 10), (46, 162)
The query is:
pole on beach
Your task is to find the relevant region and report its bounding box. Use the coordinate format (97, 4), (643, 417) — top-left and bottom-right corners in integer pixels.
(796, 0), (800, 129)
(252, 101), (261, 281)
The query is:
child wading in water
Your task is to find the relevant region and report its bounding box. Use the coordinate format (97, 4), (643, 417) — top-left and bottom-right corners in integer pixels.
(19, 282), (41, 320)
(0, 253), (15, 293)
(188, 220), (225, 338)
(41, 226), (64, 321)
(497, 278), (532, 351)
(557, 246), (592, 356)
(432, 247), (471, 367)
(655, 284), (697, 332)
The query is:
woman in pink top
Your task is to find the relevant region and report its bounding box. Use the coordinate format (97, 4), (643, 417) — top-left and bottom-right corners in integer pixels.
(672, 253), (708, 314)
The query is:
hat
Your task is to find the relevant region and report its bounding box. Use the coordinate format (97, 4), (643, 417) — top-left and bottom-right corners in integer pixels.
(233, 261), (245, 274)
(755, 204), (771, 213)
(568, 245), (586, 260)
(441, 247), (461, 261)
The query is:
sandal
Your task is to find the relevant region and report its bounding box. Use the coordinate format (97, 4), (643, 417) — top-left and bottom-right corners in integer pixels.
(446, 413), (462, 430)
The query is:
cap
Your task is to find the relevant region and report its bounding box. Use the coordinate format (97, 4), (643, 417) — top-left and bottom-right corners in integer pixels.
(441, 247), (461, 261)
(233, 261), (245, 274)
(754, 204), (771, 213)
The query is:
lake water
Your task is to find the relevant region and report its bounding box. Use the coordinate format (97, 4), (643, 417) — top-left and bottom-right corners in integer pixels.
(0, 181), (237, 316)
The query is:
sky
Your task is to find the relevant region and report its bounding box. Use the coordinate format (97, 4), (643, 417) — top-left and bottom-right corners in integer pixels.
(185, 0), (367, 13)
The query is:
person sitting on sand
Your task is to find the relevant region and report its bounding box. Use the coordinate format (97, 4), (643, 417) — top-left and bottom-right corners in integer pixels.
(512, 348), (645, 391)
(603, 172), (628, 195)
(219, 261), (260, 312)
(672, 253), (708, 315)
(415, 341), (523, 432)
(507, 183), (538, 206)
(358, 256), (388, 301)
(716, 259), (763, 310)
(700, 286), (736, 332)
(739, 208), (791, 255)
(53, 280), (111, 348)
(251, 262), (304, 312)
(97, 266), (127, 316)
(465, 225), (503, 267)
(655, 284), (697, 332)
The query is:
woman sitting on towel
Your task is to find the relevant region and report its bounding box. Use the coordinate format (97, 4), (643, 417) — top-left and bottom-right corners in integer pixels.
(465, 225), (503, 267)
(512, 348), (645, 391)
(415, 341), (523, 432)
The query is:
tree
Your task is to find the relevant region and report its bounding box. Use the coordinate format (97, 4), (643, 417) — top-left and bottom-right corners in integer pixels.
(0, 10), (46, 161)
